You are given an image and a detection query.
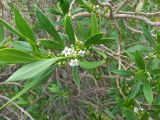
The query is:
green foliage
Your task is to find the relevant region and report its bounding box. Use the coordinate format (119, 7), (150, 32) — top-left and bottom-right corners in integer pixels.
(0, 48), (38, 64)
(0, 1), (160, 119)
(34, 5), (63, 44)
(64, 15), (76, 45)
(143, 80), (153, 104)
(13, 6), (35, 42)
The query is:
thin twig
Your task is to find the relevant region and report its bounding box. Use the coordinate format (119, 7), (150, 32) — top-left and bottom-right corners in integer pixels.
(0, 95), (34, 120)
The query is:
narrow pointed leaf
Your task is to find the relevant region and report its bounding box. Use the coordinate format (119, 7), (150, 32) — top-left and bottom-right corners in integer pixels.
(111, 70), (134, 76)
(40, 39), (64, 50)
(143, 80), (153, 104)
(12, 41), (32, 52)
(13, 7), (35, 42)
(84, 33), (104, 46)
(34, 5), (63, 44)
(6, 57), (66, 82)
(0, 18), (24, 38)
(0, 19), (40, 55)
(72, 67), (81, 88)
(0, 48), (39, 64)
(91, 12), (98, 35)
(64, 15), (76, 45)
(129, 80), (142, 99)
(79, 60), (105, 69)
(134, 51), (145, 70)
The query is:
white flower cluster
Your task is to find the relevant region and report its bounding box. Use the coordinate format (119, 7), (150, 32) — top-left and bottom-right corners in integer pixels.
(61, 47), (86, 57)
(144, 53), (156, 59)
(61, 46), (86, 67)
(134, 107), (144, 113)
(69, 59), (79, 67)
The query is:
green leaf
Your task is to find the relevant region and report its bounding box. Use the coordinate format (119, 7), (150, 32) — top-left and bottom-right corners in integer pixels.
(47, 7), (63, 16)
(84, 33), (104, 46)
(12, 41), (32, 52)
(64, 15), (76, 45)
(0, 48), (39, 64)
(0, 67), (53, 110)
(129, 80), (142, 99)
(126, 44), (152, 53)
(40, 39), (64, 50)
(13, 7), (35, 42)
(6, 57), (66, 82)
(34, 5), (63, 44)
(79, 60), (105, 69)
(143, 80), (153, 104)
(142, 26), (155, 47)
(0, 18), (24, 38)
(0, 23), (5, 42)
(111, 70), (134, 76)
(123, 108), (138, 120)
(90, 12), (98, 35)
(133, 51), (145, 70)
(0, 19), (40, 55)
(93, 47), (107, 59)
(72, 67), (81, 88)
(90, 38), (114, 45)
(59, 0), (69, 14)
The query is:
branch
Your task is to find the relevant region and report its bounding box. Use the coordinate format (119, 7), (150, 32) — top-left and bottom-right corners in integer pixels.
(0, 95), (34, 120)
(72, 12), (160, 26)
(119, 11), (160, 17)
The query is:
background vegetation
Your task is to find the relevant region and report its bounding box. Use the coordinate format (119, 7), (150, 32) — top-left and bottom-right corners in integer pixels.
(0, 0), (160, 120)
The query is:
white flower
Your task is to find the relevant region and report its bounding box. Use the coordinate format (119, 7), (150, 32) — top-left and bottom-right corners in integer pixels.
(62, 47), (72, 56)
(134, 107), (139, 113)
(139, 107), (144, 111)
(70, 48), (77, 56)
(69, 59), (79, 67)
(79, 50), (86, 57)
(96, 5), (99, 8)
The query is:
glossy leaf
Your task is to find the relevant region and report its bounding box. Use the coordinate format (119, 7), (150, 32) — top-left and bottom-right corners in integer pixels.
(6, 57), (66, 82)
(13, 7), (35, 42)
(143, 80), (153, 104)
(72, 67), (81, 88)
(84, 33), (104, 46)
(64, 15), (76, 45)
(40, 39), (65, 50)
(111, 70), (134, 76)
(0, 48), (38, 64)
(79, 60), (105, 69)
(34, 5), (63, 44)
